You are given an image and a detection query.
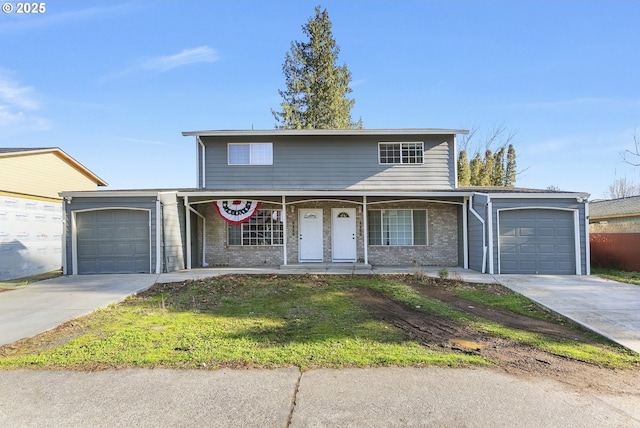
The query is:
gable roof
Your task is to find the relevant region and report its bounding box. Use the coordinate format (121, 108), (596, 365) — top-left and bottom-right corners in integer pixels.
(0, 147), (107, 186)
(182, 128), (469, 137)
(590, 195), (640, 219)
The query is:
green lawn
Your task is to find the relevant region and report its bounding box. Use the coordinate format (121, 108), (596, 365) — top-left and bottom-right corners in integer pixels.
(0, 270), (62, 290)
(0, 274), (637, 370)
(592, 267), (640, 286)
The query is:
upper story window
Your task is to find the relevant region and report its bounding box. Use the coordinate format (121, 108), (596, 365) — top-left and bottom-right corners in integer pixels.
(228, 143), (273, 165)
(379, 142), (424, 165)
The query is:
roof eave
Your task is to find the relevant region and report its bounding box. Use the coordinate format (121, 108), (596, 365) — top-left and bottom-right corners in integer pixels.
(1, 147), (108, 187)
(182, 128), (470, 137)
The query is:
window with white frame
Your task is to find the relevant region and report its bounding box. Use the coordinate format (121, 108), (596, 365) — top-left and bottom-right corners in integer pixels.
(368, 209), (427, 246)
(228, 209), (283, 246)
(228, 143), (273, 165)
(379, 142), (424, 165)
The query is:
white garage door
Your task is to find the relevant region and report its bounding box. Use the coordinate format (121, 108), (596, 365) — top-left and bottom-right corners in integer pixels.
(499, 209), (576, 274)
(76, 210), (150, 274)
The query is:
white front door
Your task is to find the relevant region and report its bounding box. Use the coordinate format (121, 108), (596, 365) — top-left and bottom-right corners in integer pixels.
(299, 209), (323, 262)
(332, 208), (357, 262)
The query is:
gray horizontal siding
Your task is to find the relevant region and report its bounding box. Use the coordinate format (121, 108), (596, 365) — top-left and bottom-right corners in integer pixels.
(202, 134), (455, 190)
(159, 193), (186, 273)
(64, 197), (159, 274)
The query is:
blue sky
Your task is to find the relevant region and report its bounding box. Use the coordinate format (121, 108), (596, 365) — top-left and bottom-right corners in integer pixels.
(1, 1), (639, 199)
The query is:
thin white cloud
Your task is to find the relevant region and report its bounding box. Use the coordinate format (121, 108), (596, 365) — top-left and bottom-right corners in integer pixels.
(141, 46), (218, 72)
(0, 72), (40, 110)
(0, 71), (50, 136)
(102, 46), (218, 81)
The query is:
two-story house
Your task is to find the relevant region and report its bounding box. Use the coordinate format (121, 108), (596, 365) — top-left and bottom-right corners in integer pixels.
(60, 129), (590, 276)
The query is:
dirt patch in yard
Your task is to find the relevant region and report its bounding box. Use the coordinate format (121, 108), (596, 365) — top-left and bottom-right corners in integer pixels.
(352, 278), (640, 396)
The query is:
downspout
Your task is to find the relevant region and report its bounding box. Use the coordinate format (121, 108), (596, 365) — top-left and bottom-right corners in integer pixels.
(61, 197), (68, 275)
(573, 209), (581, 275)
(363, 195), (368, 265)
(468, 194), (487, 273)
(282, 195), (288, 265)
(453, 134), (458, 188)
(487, 195), (494, 274)
(71, 210), (78, 275)
(185, 196), (191, 269)
(197, 136), (206, 189)
(155, 198), (162, 274)
(585, 200), (590, 275)
(462, 196), (468, 269)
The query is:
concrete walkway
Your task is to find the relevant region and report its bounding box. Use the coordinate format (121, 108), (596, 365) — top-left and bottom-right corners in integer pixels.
(0, 367), (638, 427)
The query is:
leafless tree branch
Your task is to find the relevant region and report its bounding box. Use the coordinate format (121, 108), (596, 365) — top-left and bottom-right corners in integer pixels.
(621, 134), (640, 167)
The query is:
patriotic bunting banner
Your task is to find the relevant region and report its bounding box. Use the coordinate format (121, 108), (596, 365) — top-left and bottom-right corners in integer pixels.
(214, 200), (261, 225)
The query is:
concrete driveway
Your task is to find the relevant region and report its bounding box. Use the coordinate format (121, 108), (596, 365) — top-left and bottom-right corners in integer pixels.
(0, 274), (158, 347)
(496, 274), (640, 354)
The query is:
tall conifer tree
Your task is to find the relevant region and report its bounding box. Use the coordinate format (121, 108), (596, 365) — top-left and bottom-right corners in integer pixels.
(272, 6), (361, 129)
(505, 144), (517, 187)
(457, 149), (470, 186)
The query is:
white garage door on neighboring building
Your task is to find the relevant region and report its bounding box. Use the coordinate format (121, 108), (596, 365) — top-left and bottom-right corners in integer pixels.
(75, 209), (150, 274)
(498, 208), (577, 275)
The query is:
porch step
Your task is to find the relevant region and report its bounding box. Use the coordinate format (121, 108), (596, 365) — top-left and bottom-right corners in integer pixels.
(280, 263), (373, 271)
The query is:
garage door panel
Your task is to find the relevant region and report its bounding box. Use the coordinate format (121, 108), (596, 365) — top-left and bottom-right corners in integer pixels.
(538, 244), (556, 254)
(557, 244), (574, 255)
(519, 227), (536, 236)
(501, 243), (517, 254)
(500, 209), (576, 274)
(132, 226), (149, 239)
(76, 209), (150, 274)
(537, 227), (555, 237)
(556, 227), (574, 237)
(501, 227), (516, 237)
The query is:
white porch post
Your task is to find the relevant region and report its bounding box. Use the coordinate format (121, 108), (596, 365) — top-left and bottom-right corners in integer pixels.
(185, 196), (191, 270)
(462, 196), (469, 269)
(363, 195), (368, 265)
(282, 195), (287, 265)
(487, 197), (494, 275)
(155, 198), (162, 274)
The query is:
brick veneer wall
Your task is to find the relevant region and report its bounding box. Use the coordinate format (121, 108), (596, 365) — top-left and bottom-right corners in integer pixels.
(198, 200), (459, 267)
(198, 202), (285, 266)
(366, 201), (459, 266)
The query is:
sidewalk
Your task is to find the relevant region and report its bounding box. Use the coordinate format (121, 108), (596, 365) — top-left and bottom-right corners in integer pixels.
(0, 367), (638, 427)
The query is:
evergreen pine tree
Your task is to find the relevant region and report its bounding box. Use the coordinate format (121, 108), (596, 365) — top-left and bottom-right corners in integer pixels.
(272, 6), (361, 129)
(480, 149), (493, 186)
(505, 144), (517, 187)
(469, 153), (482, 185)
(457, 149), (470, 186)
(492, 147), (505, 186)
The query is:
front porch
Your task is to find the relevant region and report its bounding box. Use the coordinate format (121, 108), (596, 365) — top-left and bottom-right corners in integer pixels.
(180, 190), (471, 270)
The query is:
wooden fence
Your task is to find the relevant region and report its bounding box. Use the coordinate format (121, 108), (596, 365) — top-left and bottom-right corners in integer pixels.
(590, 233), (640, 272)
